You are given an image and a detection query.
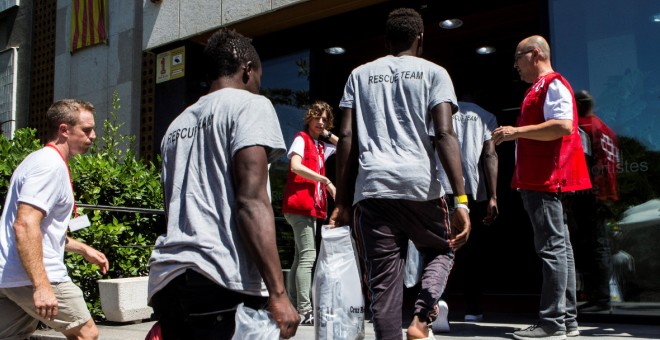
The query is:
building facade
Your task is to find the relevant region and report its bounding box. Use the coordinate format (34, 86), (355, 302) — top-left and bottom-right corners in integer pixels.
(4, 0), (659, 319)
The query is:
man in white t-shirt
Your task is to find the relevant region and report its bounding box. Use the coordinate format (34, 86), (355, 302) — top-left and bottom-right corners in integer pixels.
(0, 99), (109, 340)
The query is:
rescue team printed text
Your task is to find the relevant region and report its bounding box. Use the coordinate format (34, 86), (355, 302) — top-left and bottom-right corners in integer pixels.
(368, 71), (423, 84)
(166, 114), (214, 144)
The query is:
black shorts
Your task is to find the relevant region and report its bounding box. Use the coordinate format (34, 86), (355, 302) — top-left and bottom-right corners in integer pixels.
(150, 269), (268, 340)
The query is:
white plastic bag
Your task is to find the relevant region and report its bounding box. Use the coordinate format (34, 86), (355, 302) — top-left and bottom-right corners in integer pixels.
(313, 225), (365, 340)
(231, 302), (280, 340)
(404, 239), (424, 288)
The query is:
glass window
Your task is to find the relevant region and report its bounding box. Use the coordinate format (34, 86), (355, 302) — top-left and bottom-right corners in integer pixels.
(261, 50), (310, 218)
(261, 51), (311, 269)
(550, 0), (660, 309)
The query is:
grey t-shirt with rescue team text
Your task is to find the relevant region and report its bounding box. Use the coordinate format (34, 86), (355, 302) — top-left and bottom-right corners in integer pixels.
(339, 55), (457, 204)
(148, 88), (286, 301)
(438, 101), (498, 201)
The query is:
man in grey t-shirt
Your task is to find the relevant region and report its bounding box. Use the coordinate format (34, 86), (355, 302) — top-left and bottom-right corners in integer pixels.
(434, 99), (499, 329)
(439, 100), (499, 207)
(147, 28), (299, 339)
(331, 8), (471, 340)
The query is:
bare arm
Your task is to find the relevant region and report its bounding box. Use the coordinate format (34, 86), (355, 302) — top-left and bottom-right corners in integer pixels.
(289, 154), (330, 183)
(289, 154), (335, 199)
(329, 108), (358, 227)
(433, 104), (466, 197)
(14, 203), (58, 320)
(233, 145), (299, 338)
(65, 237), (109, 274)
(481, 140), (499, 225)
(492, 119), (572, 145)
(431, 103), (471, 250)
(323, 129), (339, 145)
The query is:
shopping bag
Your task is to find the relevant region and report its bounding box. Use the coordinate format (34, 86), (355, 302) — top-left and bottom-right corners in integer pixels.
(231, 302), (280, 339)
(404, 239), (424, 288)
(144, 321), (162, 340)
(313, 225), (365, 340)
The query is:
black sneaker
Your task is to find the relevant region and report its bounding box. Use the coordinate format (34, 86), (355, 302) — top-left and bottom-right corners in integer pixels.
(513, 324), (566, 340)
(299, 310), (314, 325)
(577, 301), (611, 313)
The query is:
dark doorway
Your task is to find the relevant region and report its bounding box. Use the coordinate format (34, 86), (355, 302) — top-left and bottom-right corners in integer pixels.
(251, 0), (548, 298)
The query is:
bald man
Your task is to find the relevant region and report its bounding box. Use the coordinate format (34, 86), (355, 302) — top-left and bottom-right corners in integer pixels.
(493, 35), (591, 340)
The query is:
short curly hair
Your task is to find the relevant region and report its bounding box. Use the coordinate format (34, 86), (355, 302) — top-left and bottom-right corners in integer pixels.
(304, 101), (334, 131)
(386, 8), (424, 46)
(203, 27), (261, 82)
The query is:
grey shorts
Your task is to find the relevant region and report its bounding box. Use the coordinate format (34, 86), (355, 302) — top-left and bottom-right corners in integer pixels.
(0, 281), (92, 340)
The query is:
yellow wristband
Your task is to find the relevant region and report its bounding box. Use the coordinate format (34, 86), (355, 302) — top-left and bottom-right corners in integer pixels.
(454, 194), (469, 206)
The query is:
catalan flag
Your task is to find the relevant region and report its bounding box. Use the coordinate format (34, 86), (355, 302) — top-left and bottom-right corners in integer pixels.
(70, 0), (108, 53)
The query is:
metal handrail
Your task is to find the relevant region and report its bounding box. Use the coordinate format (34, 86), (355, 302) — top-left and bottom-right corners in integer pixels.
(74, 204), (289, 249)
(77, 203), (165, 215)
(76, 203), (287, 223)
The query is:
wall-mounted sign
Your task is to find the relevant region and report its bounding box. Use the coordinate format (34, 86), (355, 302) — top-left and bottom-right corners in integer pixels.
(156, 46), (185, 84)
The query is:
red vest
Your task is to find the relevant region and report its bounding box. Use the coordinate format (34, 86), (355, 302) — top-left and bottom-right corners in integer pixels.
(282, 131), (328, 219)
(512, 72), (591, 193)
(578, 115), (619, 201)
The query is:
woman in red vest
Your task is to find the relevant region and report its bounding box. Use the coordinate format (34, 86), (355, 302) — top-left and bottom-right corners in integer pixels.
(282, 101), (338, 325)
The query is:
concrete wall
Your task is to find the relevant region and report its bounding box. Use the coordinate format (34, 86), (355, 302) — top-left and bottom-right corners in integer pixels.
(142, 0), (302, 50)
(43, 0), (382, 153)
(54, 0), (143, 146)
(50, 0), (306, 146)
(0, 1), (32, 133)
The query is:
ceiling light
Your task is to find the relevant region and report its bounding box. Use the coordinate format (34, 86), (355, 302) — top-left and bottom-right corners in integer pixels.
(324, 47), (346, 55)
(476, 46), (496, 55)
(439, 19), (463, 29)
(651, 13), (660, 23)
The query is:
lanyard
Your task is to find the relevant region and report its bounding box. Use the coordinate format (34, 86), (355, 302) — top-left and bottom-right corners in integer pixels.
(45, 144), (78, 218)
(315, 140), (326, 209)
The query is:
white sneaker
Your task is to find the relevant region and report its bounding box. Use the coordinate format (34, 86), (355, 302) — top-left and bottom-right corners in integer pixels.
(431, 300), (450, 333)
(566, 327), (580, 337)
(406, 328), (436, 340)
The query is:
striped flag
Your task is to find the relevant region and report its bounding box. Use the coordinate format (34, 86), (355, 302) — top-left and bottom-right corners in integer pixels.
(70, 0), (108, 53)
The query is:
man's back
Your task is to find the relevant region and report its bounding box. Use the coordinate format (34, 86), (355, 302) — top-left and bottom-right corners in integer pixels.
(339, 55), (457, 204)
(149, 88), (286, 299)
(578, 114), (619, 201)
(439, 101), (498, 200)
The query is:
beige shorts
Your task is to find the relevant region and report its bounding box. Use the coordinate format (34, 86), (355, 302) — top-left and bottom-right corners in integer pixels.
(0, 281), (92, 340)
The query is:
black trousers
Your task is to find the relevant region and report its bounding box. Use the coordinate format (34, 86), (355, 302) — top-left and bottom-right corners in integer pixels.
(150, 269), (268, 340)
(565, 193), (614, 305)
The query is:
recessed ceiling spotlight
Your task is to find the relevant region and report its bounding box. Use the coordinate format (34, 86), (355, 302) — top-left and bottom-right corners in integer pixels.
(651, 13), (660, 23)
(324, 47), (346, 55)
(476, 46), (496, 55)
(439, 19), (463, 29)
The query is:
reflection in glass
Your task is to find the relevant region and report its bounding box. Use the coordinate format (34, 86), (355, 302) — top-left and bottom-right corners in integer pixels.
(261, 50), (311, 219)
(551, 0), (660, 312)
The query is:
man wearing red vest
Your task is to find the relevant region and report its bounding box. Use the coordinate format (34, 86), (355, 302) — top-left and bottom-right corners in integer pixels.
(493, 35), (591, 340)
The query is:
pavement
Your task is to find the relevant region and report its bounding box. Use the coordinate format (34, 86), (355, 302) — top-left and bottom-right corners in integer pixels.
(30, 316), (660, 339)
(29, 293), (660, 339)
